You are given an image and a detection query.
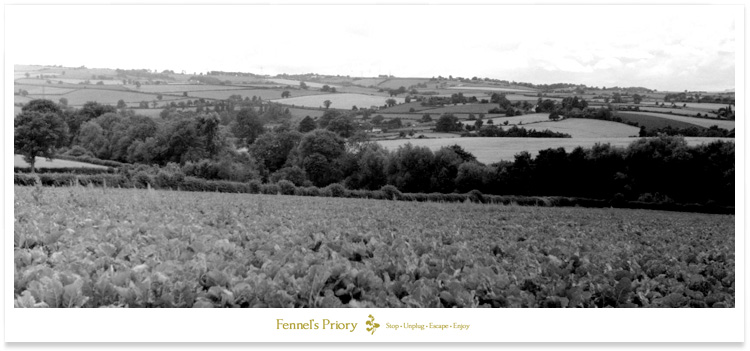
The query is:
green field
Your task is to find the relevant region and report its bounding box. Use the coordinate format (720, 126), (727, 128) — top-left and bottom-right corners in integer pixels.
(617, 111), (735, 130)
(376, 137), (733, 164)
(421, 103), (501, 114)
(14, 186), (734, 308)
(634, 106), (718, 118)
(522, 119), (641, 138)
(377, 78), (432, 90)
(14, 155), (108, 169)
(271, 93), (404, 109)
(488, 113), (552, 125)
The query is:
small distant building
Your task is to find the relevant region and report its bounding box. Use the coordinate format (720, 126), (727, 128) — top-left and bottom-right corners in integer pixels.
(371, 128), (382, 134)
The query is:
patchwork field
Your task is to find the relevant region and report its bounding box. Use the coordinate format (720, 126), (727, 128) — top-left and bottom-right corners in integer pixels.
(616, 112), (709, 131)
(617, 111), (735, 130)
(376, 137), (733, 164)
(271, 93), (404, 109)
(633, 106), (718, 118)
(14, 187), (734, 308)
(522, 119), (641, 138)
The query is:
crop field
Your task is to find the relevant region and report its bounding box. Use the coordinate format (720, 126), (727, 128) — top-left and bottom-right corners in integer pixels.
(13, 186), (733, 308)
(679, 102), (734, 111)
(376, 137), (733, 164)
(14, 155), (108, 169)
(617, 111), (735, 130)
(505, 94), (544, 101)
(521, 119), (641, 138)
(488, 113), (553, 126)
(271, 93), (404, 109)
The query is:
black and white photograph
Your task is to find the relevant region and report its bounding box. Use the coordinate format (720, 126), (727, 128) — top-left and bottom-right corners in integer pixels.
(4, 2), (745, 345)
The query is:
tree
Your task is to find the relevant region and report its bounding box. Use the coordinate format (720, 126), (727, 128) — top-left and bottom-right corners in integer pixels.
(298, 116), (317, 133)
(420, 113), (432, 123)
(435, 114), (461, 132)
(23, 99), (62, 115)
(14, 111), (68, 172)
(322, 85), (331, 92)
(633, 94), (642, 104)
(474, 118), (484, 130)
(157, 94), (163, 101)
(250, 130), (303, 173)
(323, 100), (332, 109)
(385, 98), (397, 107)
(117, 99), (127, 109)
(326, 115), (356, 138)
(281, 90), (291, 98)
(24, 73), (30, 78)
(135, 81), (141, 89)
(232, 107), (265, 145)
(300, 81), (308, 90)
(549, 111), (561, 121)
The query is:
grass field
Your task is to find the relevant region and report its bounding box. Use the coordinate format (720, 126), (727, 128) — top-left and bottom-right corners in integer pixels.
(14, 85), (77, 95)
(377, 78), (432, 90)
(14, 155), (108, 169)
(376, 137), (733, 164)
(488, 113), (552, 126)
(352, 78), (386, 86)
(446, 86), (536, 93)
(376, 102), (435, 113)
(14, 186), (734, 308)
(271, 93), (404, 109)
(266, 78), (337, 89)
(56, 89), (176, 106)
(616, 112), (708, 131)
(617, 111), (735, 130)
(133, 84), (249, 93)
(185, 89), (324, 101)
(633, 106), (718, 118)
(421, 103), (501, 114)
(522, 119), (641, 138)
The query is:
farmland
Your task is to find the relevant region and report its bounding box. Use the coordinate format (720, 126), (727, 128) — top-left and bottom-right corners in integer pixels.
(488, 113), (554, 125)
(616, 112), (711, 131)
(271, 93), (404, 109)
(13, 186), (734, 308)
(266, 78), (338, 89)
(617, 111), (735, 130)
(421, 103), (501, 114)
(14, 155), (108, 169)
(520, 119), (641, 138)
(376, 137), (733, 164)
(446, 86), (536, 93)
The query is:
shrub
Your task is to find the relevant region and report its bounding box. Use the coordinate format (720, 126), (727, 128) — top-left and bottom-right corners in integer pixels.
(277, 180), (296, 195)
(248, 179), (262, 193)
(133, 171), (153, 188)
(380, 185), (401, 200)
(468, 189), (485, 203)
(14, 173), (38, 186)
(323, 183), (348, 198)
(261, 183), (280, 195)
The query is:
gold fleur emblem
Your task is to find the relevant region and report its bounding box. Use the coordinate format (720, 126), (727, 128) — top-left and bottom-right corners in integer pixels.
(365, 314), (380, 335)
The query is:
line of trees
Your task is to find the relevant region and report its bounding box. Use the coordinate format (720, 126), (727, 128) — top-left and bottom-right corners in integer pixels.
(15, 99), (734, 208)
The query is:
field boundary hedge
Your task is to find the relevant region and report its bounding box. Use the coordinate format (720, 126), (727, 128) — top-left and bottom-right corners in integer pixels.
(14, 172), (733, 215)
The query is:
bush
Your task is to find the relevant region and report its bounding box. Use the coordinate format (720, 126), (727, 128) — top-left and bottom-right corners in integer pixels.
(277, 180), (296, 195)
(248, 179), (262, 193)
(261, 183), (280, 195)
(380, 185), (401, 200)
(323, 183), (348, 198)
(133, 171), (153, 188)
(468, 189), (485, 203)
(14, 167), (115, 175)
(14, 173), (38, 186)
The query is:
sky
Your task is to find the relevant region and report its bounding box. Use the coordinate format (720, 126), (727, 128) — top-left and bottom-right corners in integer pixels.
(6, 4), (738, 92)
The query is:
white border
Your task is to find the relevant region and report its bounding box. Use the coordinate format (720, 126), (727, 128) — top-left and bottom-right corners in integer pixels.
(3, 2), (745, 347)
